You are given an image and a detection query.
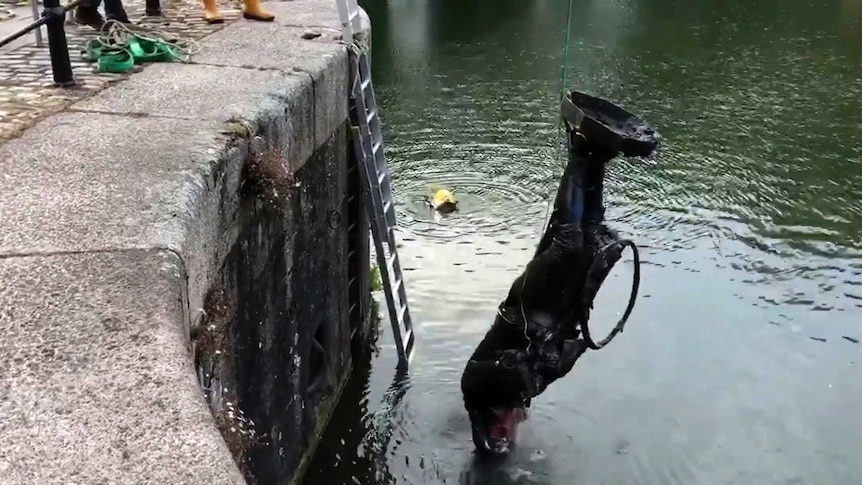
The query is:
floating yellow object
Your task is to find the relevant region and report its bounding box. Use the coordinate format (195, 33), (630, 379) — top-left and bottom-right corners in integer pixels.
(429, 188), (458, 213)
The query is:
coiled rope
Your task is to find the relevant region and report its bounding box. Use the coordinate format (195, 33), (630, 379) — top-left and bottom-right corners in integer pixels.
(82, 19), (201, 72)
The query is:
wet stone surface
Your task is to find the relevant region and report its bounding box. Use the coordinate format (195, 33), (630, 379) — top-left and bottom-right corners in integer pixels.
(0, 0), (241, 143)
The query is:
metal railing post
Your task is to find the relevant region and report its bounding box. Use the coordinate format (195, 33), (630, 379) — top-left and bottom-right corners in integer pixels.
(29, 0), (44, 47)
(42, 0), (75, 87)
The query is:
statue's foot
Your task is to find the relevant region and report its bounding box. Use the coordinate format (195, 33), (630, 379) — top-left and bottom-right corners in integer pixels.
(242, 0), (274, 21)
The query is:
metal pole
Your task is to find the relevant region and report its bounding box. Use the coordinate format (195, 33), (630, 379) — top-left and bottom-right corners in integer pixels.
(42, 0), (75, 87)
(29, 0), (44, 47)
(0, 16), (49, 48)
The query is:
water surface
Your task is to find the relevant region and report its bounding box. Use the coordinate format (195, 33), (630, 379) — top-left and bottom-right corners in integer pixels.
(304, 1), (862, 483)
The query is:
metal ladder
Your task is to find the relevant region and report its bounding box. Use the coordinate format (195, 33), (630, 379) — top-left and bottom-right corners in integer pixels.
(337, 0), (415, 369)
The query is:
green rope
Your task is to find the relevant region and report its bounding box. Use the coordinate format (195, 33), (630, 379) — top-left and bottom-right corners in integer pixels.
(80, 20), (202, 74)
(556, 0), (575, 168)
(559, 0), (574, 106)
(540, 0), (576, 236)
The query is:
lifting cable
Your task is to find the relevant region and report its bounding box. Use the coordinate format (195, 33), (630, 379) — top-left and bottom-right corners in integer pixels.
(542, 0), (642, 350)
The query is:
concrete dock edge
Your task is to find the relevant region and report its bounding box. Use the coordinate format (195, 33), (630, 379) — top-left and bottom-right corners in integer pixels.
(0, 0), (370, 483)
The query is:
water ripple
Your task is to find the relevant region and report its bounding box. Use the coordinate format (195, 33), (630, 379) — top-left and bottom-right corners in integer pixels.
(306, 1), (862, 484)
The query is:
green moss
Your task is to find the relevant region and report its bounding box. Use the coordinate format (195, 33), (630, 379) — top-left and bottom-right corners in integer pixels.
(246, 145), (295, 215)
(370, 264), (382, 292)
(221, 117), (253, 140)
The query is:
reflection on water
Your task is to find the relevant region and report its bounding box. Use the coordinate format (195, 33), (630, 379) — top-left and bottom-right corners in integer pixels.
(303, 0), (862, 484)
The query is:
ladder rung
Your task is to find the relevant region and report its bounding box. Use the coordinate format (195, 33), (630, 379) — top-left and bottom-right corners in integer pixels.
(347, 39), (415, 368)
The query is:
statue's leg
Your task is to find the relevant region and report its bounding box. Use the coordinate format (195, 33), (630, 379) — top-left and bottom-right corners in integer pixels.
(202, 0), (224, 24)
(581, 154), (607, 228)
(534, 144), (585, 258)
(535, 132), (616, 258)
(241, 0), (275, 22)
(580, 150), (624, 309)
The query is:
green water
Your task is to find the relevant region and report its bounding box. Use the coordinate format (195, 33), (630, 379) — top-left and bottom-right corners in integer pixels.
(303, 1), (862, 484)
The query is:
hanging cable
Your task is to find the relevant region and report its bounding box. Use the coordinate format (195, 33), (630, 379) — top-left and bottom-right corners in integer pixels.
(539, 0), (577, 237)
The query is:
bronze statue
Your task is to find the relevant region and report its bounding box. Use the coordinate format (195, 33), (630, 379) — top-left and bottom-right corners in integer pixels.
(460, 91), (659, 455)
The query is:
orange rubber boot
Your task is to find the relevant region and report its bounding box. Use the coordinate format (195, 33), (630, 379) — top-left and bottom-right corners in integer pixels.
(242, 0), (274, 21)
(202, 0), (224, 24)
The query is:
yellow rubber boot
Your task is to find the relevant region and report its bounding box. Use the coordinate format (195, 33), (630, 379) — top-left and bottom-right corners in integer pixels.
(202, 0), (224, 24)
(242, 0), (274, 21)
(429, 189), (458, 213)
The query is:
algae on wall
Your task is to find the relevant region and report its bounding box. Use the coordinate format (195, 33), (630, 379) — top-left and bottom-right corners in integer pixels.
(370, 263), (382, 292)
(192, 122), (373, 484)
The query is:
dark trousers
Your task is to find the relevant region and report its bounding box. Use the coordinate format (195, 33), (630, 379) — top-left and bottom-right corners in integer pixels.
(78, 0), (127, 18)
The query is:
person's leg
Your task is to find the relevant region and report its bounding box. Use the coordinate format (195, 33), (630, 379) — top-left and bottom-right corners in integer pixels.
(104, 0), (130, 23)
(75, 0), (105, 29)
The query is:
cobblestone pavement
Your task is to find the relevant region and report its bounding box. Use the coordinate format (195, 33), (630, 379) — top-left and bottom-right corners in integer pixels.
(0, 4), (23, 22)
(0, 0), (241, 143)
(1, 1), (41, 22)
